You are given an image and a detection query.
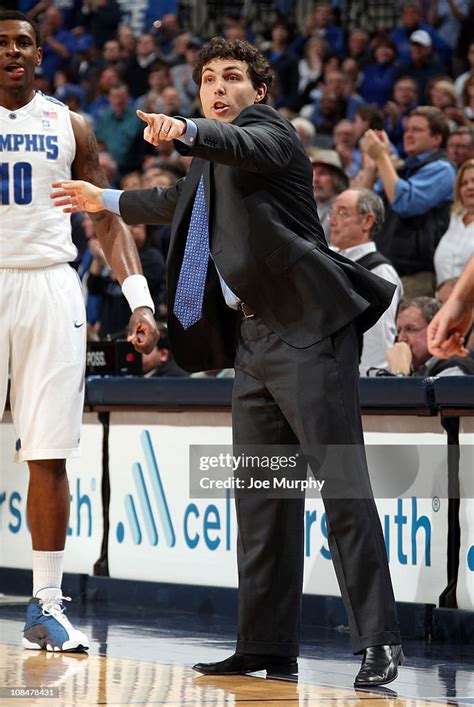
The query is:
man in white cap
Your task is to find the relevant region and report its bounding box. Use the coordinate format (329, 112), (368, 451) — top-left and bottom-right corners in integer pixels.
(390, 1), (451, 65)
(393, 29), (446, 98)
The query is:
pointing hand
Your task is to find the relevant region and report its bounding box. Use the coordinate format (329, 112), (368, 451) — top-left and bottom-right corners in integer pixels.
(136, 110), (186, 146)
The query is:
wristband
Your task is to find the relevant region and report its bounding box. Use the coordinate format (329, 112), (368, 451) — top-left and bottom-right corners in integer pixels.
(122, 274), (155, 313)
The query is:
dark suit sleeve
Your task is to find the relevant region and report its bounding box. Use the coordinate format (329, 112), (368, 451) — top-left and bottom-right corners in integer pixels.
(119, 179), (184, 225)
(175, 104), (294, 174)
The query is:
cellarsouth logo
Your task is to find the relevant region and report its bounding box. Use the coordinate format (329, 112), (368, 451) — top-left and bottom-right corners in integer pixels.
(114, 431), (438, 567)
(116, 430), (176, 547)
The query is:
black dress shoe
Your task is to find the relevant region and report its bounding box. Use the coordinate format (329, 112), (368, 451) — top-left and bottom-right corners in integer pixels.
(354, 644), (405, 687)
(192, 652), (298, 677)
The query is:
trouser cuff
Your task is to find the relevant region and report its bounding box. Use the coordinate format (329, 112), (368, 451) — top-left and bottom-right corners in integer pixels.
(352, 630), (402, 655)
(237, 640), (299, 657)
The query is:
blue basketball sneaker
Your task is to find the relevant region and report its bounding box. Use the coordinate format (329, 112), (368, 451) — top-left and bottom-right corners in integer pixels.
(23, 590), (89, 652)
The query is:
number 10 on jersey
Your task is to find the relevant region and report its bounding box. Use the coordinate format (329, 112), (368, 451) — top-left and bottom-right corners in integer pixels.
(0, 162), (33, 205)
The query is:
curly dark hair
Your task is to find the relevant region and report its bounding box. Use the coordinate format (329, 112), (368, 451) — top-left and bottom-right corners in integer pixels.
(0, 10), (40, 46)
(192, 37), (273, 103)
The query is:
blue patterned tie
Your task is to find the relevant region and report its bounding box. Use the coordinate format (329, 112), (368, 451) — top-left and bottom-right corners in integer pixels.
(173, 176), (210, 329)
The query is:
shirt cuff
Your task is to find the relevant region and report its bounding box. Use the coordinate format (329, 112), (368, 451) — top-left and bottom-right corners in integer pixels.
(102, 189), (123, 215)
(175, 116), (198, 146)
(392, 178), (409, 210)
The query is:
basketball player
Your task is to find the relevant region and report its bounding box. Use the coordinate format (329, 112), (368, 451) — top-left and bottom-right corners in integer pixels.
(0, 11), (158, 652)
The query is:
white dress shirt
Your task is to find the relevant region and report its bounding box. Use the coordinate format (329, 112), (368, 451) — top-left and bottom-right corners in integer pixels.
(332, 242), (403, 375)
(434, 212), (474, 286)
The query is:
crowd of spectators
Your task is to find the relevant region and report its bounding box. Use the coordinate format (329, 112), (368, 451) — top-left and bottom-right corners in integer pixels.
(21, 0), (474, 375)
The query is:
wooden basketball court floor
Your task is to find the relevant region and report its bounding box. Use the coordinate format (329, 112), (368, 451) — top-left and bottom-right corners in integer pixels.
(0, 595), (472, 706)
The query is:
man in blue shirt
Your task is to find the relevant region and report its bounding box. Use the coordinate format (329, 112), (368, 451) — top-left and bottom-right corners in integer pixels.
(360, 106), (456, 298)
(94, 84), (144, 177)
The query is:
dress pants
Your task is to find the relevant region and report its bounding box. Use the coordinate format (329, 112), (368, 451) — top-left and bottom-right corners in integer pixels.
(232, 314), (401, 656)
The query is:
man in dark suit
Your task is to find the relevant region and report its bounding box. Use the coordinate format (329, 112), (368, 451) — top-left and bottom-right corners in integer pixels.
(52, 37), (403, 688)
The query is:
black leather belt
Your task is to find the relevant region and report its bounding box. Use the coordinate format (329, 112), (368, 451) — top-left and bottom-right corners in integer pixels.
(239, 302), (256, 318)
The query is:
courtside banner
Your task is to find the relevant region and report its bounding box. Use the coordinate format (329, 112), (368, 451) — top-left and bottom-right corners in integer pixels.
(458, 497), (474, 610)
(456, 420), (474, 610)
(107, 413), (451, 604)
(107, 413), (237, 586)
(361, 430), (450, 604)
(0, 413), (103, 574)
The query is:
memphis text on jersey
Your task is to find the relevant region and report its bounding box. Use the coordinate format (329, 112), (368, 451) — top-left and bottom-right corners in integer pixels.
(0, 133), (59, 206)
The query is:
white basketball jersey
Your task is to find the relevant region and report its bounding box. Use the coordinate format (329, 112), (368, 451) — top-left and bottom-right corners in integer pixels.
(0, 92), (77, 267)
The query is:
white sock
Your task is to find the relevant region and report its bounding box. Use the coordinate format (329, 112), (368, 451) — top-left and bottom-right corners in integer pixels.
(32, 550), (65, 599)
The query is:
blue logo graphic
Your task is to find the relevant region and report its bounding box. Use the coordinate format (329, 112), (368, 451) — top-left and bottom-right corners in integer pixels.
(117, 430), (176, 547)
(467, 545), (474, 572)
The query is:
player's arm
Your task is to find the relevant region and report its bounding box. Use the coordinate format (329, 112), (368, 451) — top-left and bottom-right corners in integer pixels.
(68, 112), (158, 354)
(51, 127), (182, 225)
(428, 257), (474, 358)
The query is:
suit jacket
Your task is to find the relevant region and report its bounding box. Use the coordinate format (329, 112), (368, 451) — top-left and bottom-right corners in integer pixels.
(119, 104), (395, 372)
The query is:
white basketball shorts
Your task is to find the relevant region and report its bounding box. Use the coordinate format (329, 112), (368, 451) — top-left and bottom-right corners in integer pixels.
(0, 264), (87, 463)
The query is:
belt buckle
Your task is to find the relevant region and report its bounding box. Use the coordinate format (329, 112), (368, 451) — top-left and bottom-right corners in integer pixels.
(240, 302), (255, 319)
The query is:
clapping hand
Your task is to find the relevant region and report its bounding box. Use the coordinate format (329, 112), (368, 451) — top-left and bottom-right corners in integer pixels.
(360, 130), (390, 161)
